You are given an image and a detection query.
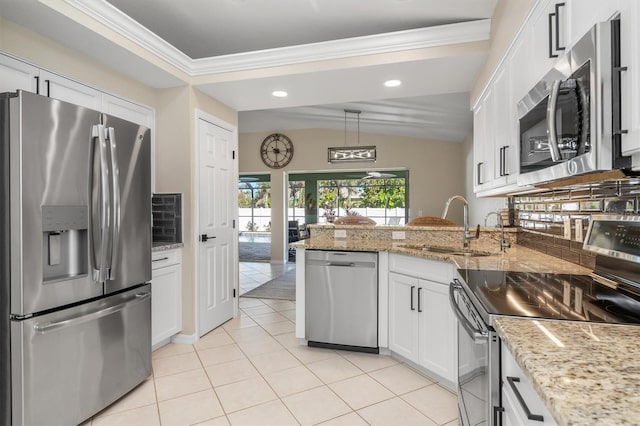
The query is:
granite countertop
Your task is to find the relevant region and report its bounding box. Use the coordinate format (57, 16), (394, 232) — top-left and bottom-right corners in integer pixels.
(494, 317), (640, 425)
(152, 242), (184, 252)
(290, 237), (590, 275)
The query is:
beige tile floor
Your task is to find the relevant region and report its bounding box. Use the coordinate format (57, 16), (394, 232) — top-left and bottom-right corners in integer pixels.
(86, 297), (459, 425)
(239, 262), (296, 295)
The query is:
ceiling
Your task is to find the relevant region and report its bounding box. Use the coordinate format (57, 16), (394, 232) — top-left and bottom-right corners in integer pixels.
(106, 0), (496, 59)
(0, 0), (498, 142)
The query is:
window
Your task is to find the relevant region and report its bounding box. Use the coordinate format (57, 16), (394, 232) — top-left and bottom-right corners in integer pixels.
(288, 181), (305, 225)
(317, 177), (406, 224)
(238, 179), (271, 232)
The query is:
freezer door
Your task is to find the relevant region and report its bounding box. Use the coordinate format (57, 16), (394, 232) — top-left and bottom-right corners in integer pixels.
(101, 114), (151, 294)
(11, 284), (152, 426)
(7, 91), (103, 316)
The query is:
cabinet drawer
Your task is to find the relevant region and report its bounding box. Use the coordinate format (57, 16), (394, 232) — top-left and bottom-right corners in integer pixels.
(502, 343), (556, 425)
(152, 249), (181, 269)
(389, 253), (454, 283)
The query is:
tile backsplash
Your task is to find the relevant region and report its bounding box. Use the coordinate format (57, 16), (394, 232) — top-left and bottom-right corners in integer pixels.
(152, 193), (182, 244)
(513, 179), (640, 267)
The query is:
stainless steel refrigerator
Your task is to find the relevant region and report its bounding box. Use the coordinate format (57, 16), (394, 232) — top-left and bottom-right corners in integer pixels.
(0, 90), (152, 425)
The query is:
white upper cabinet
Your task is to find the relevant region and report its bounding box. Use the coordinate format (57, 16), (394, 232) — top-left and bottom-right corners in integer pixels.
(491, 64), (518, 187)
(473, 88), (493, 193)
(0, 54), (39, 93)
(530, 0), (567, 83)
(102, 93), (154, 127)
(39, 70), (102, 111)
(473, 0), (635, 196)
(568, 0), (620, 44)
(619, 0), (640, 165)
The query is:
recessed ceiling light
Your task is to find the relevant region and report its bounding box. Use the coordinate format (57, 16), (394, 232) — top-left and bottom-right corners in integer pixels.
(272, 90), (288, 97)
(384, 79), (402, 88)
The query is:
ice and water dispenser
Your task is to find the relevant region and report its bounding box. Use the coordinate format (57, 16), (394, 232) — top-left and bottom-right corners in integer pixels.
(42, 206), (88, 282)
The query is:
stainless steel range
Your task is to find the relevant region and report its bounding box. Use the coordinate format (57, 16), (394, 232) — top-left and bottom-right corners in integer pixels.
(450, 215), (640, 426)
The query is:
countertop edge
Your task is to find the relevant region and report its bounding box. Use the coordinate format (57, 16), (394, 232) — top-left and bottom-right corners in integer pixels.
(152, 242), (184, 252)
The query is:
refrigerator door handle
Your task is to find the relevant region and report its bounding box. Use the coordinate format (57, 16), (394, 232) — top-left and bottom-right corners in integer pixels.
(89, 124), (111, 283)
(33, 292), (151, 334)
(106, 127), (120, 280)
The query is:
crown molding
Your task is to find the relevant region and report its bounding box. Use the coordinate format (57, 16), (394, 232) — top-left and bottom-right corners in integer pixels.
(191, 20), (491, 75)
(63, 0), (194, 71)
(63, 0), (490, 76)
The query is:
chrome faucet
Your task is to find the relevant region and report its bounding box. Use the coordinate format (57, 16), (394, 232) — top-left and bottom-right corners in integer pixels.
(441, 195), (479, 248)
(484, 211), (511, 252)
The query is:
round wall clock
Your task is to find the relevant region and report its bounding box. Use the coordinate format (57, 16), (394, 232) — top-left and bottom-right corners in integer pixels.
(260, 133), (294, 169)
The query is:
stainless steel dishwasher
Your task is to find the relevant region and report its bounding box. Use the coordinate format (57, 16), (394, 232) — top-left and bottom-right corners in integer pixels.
(305, 250), (378, 353)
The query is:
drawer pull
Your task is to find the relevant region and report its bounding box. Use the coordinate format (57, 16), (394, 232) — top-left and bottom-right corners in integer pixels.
(152, 257), (170, 262)
(506, 376), (544, 422)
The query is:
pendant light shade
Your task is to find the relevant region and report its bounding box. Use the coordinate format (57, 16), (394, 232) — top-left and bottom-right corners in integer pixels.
(328, 109), (376, 163)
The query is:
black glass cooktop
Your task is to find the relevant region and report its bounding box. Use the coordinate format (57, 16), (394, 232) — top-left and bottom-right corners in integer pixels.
(458, 269), (640, 324)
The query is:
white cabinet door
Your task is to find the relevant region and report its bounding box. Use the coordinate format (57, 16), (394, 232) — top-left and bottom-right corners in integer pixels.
(620, 0), (640, 165)
(530, 0), (567, 83)
(491, 65), (517, 188)
(418, 279), (457, 383)
(39, 70), (102, 111)
(568, 0), (620, 45)
(502, 342), (557, 425)
(0, 54), (39, 93)
(473, 89), (494, 192)
(388, 272), (419, 363)
(102, 93), (154, 127)
(152, 251), (182, 348)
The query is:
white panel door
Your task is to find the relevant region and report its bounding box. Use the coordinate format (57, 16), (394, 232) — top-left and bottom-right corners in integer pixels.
(198, 118), (236, 336)
(0, 54), (38, 93)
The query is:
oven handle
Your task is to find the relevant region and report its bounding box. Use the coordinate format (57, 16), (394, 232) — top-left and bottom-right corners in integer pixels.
(546, 79), (563, 162)
(449, 280), (488, 342)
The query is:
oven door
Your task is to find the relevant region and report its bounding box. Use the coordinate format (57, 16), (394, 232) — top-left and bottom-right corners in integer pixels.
(450, 279), (501, 426)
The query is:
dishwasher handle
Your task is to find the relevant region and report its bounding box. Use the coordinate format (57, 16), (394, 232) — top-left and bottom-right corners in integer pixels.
(325, 262), (356, 267)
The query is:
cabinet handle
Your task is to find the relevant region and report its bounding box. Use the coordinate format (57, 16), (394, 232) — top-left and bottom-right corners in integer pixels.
(506, 376), (544, 422)
(503, 146), (509, 176)
(45, 79), (50, 97)
(499, 147), (504, 177)
(476, 162), (484, 185)
(417, 287), (422, 312)
(34, 76), (40, 94)
(554, 3), (566, 52)
(410, 285), (415, 311)
(548, 12), (558, 58)
(152, 257), (170, 262)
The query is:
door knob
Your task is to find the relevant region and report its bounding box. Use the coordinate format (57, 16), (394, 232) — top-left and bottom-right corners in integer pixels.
(200, 234), (216, 242)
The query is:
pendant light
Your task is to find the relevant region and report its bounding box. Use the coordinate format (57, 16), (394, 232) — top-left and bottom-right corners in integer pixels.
(327, 109), (376, 163)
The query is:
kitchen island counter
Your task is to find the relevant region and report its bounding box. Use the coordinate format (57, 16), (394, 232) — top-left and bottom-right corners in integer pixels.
(291, 237), (589, 275)
(494, 317), (640, 426)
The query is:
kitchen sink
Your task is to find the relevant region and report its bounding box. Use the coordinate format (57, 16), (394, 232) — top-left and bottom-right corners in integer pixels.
(399, 244), (495, 257)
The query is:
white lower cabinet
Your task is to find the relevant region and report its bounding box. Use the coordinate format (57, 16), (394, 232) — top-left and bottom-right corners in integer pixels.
(151, 249), (182, 348)
(388, 254), (457, 384)
(502, 342), (557, 426)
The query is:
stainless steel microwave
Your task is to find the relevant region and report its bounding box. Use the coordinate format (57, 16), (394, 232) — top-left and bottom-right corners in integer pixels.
(517, 20), (628, 186)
